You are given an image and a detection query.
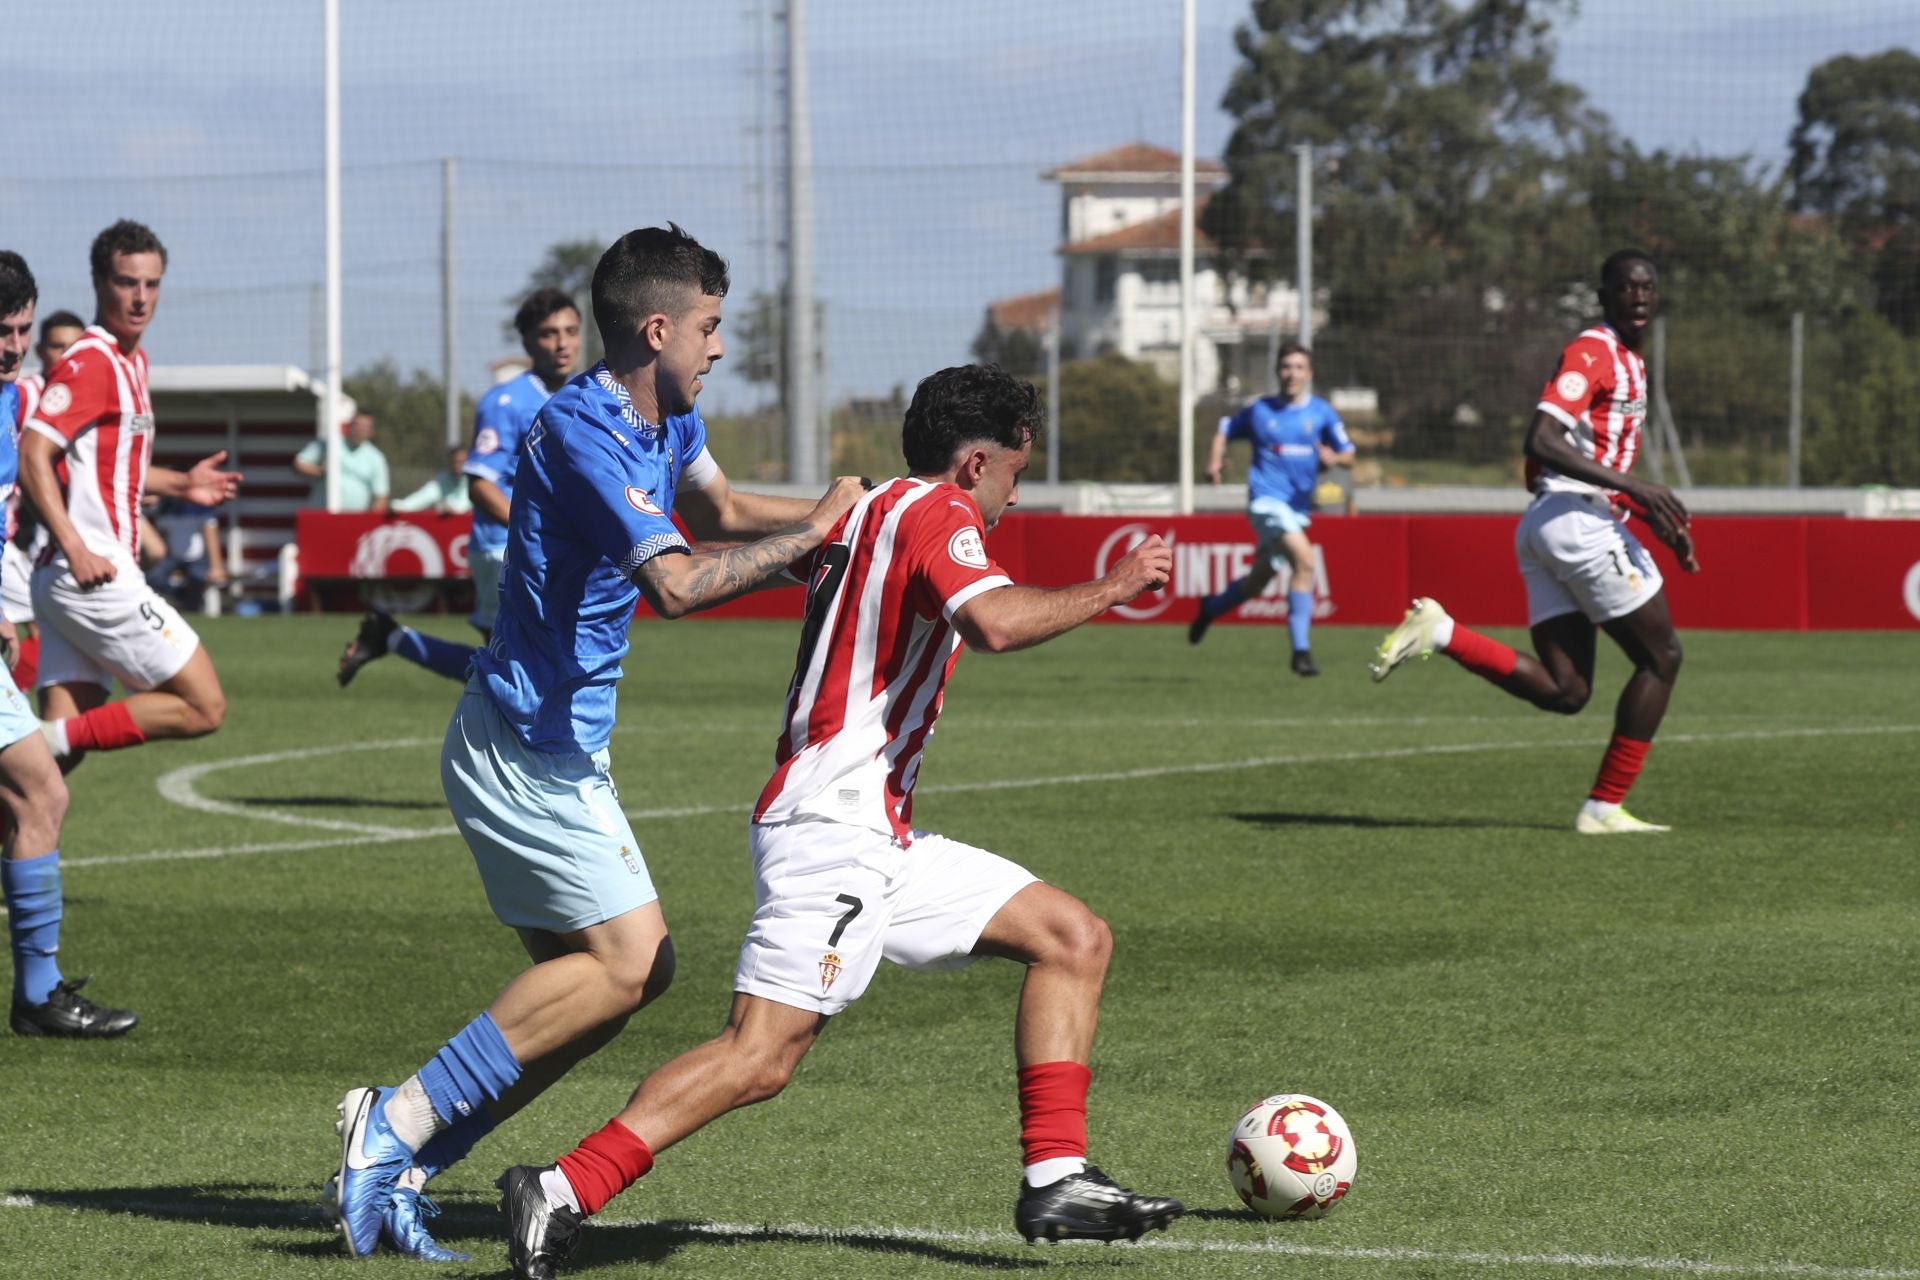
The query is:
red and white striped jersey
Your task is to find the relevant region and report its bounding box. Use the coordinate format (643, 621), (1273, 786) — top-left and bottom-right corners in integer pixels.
(1527, 324), (1647, 501)
(23, 325), (153, 561)
(16, 373), (43, 425)
(754, 477), (1014, 841)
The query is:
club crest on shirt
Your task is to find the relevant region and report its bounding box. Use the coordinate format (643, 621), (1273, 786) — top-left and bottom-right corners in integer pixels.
(948, 526), (988, 569)
(819, 951), (843, 993)
(626, 486), (664, 516)
(39, 383), (71, 417)
(473, 427), (500, 454)
(1555, 371), (1589, 401)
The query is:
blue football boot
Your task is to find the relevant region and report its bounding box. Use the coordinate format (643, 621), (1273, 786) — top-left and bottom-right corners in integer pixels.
(322, 1085), (411, 1258)
(383, 1185), (473, 1262)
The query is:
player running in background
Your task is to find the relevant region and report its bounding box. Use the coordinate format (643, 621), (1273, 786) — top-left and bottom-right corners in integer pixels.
(1369, 250), (1695, 834)
(337, 287), (581, 687)
(19, 221), (241, 770)
(495, 364), (1184, 1279)
(0, 252), (136, 1037)
(322, 225), (865, 1262)
(1189, 341), (1354, 676)
(4, 309), (83, 691)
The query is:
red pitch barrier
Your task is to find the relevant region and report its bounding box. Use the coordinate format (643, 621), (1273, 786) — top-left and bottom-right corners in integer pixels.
(296, 510), (1920, 631)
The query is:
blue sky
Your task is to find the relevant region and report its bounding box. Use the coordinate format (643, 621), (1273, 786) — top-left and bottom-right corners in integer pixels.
(4, 1), (1913, 412)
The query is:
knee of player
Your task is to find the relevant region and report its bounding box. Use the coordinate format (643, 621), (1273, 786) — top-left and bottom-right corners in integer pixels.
(738, 1048), (802, 1105)
(1045, 904), (1113, 975)
(1651, 633), (1684, 682)
(603, 935), (676, 1012)
(1547, 682), (1592, 716)
(187, 690), (228, 735)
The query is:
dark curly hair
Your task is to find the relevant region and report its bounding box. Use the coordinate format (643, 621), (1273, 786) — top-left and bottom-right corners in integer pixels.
(901, 364), (1042, 474)
(0, 251), (37, 319)
(89, 219), (168, 282)
(514, 286), (579, 339)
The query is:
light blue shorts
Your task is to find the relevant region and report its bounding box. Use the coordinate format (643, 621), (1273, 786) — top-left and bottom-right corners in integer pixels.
(1248, 497), (1311, 570)
(440, 685), (657, 934)
(0, 663), (39, 750)
(468, 545), (505, 633)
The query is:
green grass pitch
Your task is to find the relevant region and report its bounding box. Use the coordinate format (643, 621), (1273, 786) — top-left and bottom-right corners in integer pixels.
(3, 615), (1917, 1278)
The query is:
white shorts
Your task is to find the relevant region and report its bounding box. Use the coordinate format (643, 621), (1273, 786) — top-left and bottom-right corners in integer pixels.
(1515, 490), (1664, 627)
(2, 542), (35, 625)
(468, 545), (504, 633)
(735, 817), (1039, 1017)
(31, 548), (201, 692)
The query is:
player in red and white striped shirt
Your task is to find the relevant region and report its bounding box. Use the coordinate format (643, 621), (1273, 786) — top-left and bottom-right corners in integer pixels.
(498, 366), (1183, 1271)
(1370, 250), (1697, 834)
(18, 221), (240, 768)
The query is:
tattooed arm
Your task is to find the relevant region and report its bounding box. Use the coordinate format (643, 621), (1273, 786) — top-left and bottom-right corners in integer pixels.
(632, 476), (865, 619)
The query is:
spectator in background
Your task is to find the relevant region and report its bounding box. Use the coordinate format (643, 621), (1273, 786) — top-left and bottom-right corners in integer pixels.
(294, 409), (390, 513)
(145, 497), (228, 612)
(1312, 439), (1357, 517)
(390, 444), (471, 515)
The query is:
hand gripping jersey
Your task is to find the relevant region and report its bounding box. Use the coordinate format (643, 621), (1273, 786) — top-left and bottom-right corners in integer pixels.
(472, 362), (707, 755)
(21, 325), (154, 562)
(463, 370), (553, 556)
(754, 478), (1014, 842)
(1218, 394), (1352, 513)
(1528, 324), (1648, 501)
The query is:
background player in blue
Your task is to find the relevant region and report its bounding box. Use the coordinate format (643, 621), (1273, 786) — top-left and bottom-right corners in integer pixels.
(1190, 341), (1354, 675)
(322, 225), (864, 1261)
(336, 287), (581, 686)
(0, 251), (135, 1038)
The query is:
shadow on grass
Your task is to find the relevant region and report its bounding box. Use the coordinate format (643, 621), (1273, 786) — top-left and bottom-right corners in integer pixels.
(237, 795), (445, 811)
(1231, 810), (1564, 832)
(13, 1185), (1045, 1271)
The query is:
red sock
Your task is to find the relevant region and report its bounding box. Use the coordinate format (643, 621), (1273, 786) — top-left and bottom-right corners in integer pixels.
(1018, 1061), (1092, 1165)
(1442, 625), (1518, 683)
(11, 635), (38, 692)
(1589, 734), (1651, 804)
(555, 1119), (654, 1217)
(64, 703), (147, 753)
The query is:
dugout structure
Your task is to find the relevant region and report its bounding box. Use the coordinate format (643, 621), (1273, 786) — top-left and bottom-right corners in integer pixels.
(147, 366), (328, 611)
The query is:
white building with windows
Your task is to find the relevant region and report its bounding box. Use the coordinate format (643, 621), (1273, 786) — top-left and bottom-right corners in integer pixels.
(987, 142), (1317, 397)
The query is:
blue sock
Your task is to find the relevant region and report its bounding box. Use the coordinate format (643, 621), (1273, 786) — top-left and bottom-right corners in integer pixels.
(416, 1012), (522, 1127)
(1288, 590), (1314, 652)
(3, 850), (65, 1005)
(412, 1108), (499, 1180)
(1203, 579), (1249, 621)
(391, 627), (476, 682)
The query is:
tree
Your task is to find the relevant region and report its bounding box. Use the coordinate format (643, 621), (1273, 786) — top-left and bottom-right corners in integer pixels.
(1053, 354), (1181, 482)
(512, 237), (606, 363)
(344, 358), (475, 479)
(969, 314), (1045, 379)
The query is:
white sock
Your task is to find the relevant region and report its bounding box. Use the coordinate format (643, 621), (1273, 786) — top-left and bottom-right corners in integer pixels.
(1431, 615), (1456, 651)
(39, 719), (69, 758)
(1023, 1156), (1087, 1188)
(385, 625), (417, 655)
(541, 1165), (583, 1213)
(1581, 798), (1619, 819)
(398, 1165), (430, 1193)
(385, 1075), (445, 1152)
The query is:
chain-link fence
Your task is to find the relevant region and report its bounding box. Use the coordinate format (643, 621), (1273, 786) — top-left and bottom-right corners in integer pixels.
(7, 2), (1916, 493)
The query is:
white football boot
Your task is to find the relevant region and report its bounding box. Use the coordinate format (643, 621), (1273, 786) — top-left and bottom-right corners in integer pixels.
(1369, 597), (1450, 683)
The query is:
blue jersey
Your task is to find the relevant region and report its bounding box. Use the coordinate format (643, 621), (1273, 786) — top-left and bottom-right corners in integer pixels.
(0, 382), (17, 499)
(1220, 394), (1351, 513)
(463, 370), (554, 555)
(473, 363), (707, 755)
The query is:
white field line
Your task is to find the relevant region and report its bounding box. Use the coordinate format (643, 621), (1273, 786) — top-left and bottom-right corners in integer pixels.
(0, 1194), (1912, 1279)
(96, 721), (1920, 873)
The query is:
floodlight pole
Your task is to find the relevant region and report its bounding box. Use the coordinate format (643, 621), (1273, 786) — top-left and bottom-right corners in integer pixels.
(1295, 143), (1313, 351)
(785, 0), (819, 485)
(1787, 311), (1804, 487)
(442, 156), (459, 447)
(322, 0), (342, 512)
(1176, 0), (1197, 516)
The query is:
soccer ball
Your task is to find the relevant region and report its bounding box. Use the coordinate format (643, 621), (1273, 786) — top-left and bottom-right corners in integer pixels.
(1226, 1093), (1357, 1219)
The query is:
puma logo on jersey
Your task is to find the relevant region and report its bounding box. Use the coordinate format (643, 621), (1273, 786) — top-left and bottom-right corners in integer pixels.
(1581, 352), (1596, 367)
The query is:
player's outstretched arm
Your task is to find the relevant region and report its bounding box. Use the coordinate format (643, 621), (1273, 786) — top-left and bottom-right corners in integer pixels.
(676, 459), (830, 541)
(1522, 412), (1697, 571)
(954, 535), (1172, 654)
(633, 476), (865, 619)
(148, 451), (243, 508)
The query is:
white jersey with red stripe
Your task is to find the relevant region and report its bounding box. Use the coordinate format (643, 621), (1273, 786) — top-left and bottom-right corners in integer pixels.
(754, 477), (1014, 842)
(1526, 323), (1647, 502)
(22, 325), (153, 563)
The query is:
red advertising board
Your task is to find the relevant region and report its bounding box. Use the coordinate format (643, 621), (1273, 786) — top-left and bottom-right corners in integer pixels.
(297, 510), (1920, 631)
